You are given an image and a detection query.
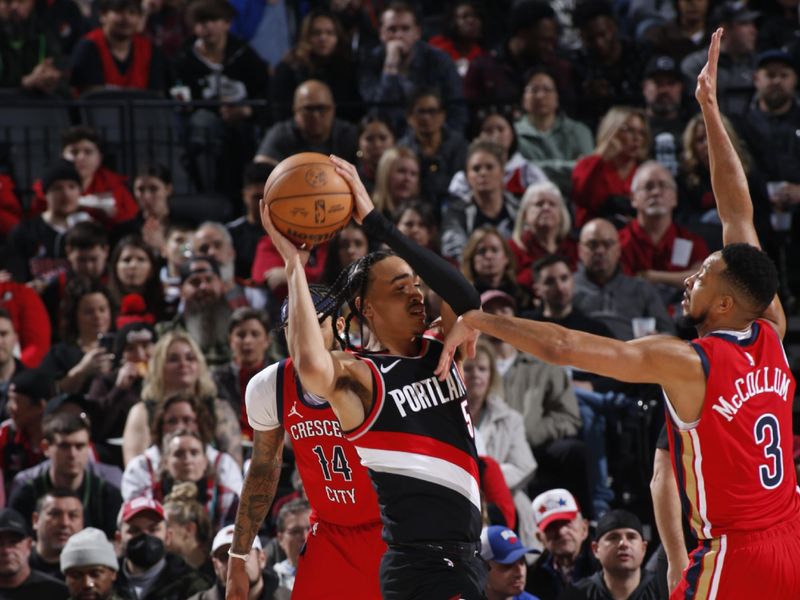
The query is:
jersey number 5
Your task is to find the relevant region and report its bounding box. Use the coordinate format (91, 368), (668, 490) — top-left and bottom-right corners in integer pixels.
(754, 413), (783, 490)
(312, 445), (353, 481)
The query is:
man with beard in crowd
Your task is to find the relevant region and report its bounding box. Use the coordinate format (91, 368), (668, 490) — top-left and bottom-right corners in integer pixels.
(157, 255), (232, 367)
(641, 56), (690, 176)
(60, 527), (124, 600)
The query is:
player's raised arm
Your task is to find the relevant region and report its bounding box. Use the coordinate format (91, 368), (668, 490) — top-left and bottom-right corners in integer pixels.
(698, 28), (786, 336)
(330, 155), (481, 348)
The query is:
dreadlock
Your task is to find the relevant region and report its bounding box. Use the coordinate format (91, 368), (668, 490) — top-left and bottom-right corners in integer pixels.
(315, 250), (395, 351)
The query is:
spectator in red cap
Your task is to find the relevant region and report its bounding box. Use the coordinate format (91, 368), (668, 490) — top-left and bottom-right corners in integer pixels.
(113, 497), (211, 600)
(0, 507), (68, 598)
(526, 489), (598, 600)
(480, 525), (541, 600)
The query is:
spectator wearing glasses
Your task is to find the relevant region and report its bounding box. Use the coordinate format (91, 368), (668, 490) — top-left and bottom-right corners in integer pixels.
(619, 161), (709, 309)
(0, 507), (68, 598)
(574, 219), (674, 341)
(29, 489), (84, 580)
(7, 412), (122, 538)
(254, 79), (358, 166)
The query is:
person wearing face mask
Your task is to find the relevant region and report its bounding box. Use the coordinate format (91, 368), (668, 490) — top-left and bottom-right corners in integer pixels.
(113, 497), (211, 600)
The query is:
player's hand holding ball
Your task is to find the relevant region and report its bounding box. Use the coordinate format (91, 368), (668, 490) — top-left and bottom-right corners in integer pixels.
(262, 152), (355, 250)
(329, 154), (376, 223)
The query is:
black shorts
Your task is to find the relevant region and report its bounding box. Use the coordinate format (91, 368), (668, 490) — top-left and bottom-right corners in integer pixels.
(380, 542), (488, 600)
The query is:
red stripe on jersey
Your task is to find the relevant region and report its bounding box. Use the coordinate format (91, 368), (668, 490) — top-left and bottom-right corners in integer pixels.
(354, 430), (480, 482)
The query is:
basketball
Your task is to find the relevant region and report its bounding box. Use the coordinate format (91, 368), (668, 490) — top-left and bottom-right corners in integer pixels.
(263, 152), (354, 248)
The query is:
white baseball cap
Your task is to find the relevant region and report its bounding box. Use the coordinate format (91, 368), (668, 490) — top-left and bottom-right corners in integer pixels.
(211, 524), (262, 555)
(532, 488), (580, 531)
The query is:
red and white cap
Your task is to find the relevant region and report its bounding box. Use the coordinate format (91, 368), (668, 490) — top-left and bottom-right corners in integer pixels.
(118, 497), (165, 525)
(532, 488), (580, 531)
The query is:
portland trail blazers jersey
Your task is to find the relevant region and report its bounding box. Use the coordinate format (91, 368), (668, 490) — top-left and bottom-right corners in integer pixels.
(248, 359), (380, 528)
(343, 331), (482, 545)
(666, 319), (799, 539)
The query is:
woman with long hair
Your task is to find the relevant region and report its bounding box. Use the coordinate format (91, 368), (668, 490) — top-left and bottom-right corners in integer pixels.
(463, 341), (538, 547)
(108, 235), (165, 320)
(321, 222), (372, 286)
(372, 146), (421, 217)
(128, 164), (173, 254)
(571, 106), (650, 228)
(428, 0), (486, 77)
(122, 331), (242, 466)
(121, 392), (242, 501)
(40, 277), (114, 394)
(154, 430), (239, 529)
(270, 9), (361, 121)
(510, 181), (577, 288)
(393, 201), (439, 254)
(677, 112), (771, 251)
(355, 115), (396, 195)
(461, 226), (529, 309)
(163, 481), (214, 575)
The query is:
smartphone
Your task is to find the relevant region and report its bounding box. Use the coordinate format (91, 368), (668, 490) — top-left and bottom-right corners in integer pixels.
(98, 332), (116, 354)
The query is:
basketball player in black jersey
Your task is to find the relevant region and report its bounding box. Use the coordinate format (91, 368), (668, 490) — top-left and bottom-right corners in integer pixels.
(260, 155), (487, 599)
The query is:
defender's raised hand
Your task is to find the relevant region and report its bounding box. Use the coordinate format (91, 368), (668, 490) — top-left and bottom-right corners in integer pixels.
(330, 155), (375, 224)
(696, 27), (723, 107)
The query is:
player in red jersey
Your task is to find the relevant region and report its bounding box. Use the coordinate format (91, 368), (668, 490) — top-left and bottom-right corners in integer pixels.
(225, 287), (385, 600)
(439, 29), (800, 600)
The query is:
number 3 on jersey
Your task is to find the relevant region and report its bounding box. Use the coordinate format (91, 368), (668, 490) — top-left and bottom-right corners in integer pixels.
(312, 445), (353, 481)
(754, 413), (783, 490)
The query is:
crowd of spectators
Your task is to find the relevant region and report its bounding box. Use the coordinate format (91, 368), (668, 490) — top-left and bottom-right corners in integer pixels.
(0, 0), (799, 598)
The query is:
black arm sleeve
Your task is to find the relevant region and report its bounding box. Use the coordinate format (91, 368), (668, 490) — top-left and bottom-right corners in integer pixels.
(361, 210), (481, 315)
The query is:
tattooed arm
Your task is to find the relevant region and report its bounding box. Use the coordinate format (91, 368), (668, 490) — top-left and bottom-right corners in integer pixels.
(225, 427), (285, 600)
(214, 397), (243, 466)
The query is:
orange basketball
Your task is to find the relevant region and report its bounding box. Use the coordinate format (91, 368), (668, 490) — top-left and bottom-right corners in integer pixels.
(263, 152), (354, 248)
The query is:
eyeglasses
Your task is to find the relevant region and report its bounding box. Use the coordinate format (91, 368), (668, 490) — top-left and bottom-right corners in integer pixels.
(581, 239), (617, 251)
(284, 525), (311, 537)
(297, 104), (332, 115)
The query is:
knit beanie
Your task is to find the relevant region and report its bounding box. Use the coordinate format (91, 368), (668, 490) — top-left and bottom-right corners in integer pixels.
(42, 159), (81, 192)
(60, 527), (119, 573)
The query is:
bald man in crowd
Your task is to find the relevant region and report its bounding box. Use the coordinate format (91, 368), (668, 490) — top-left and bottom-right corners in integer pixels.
(254, 79), (359, 165)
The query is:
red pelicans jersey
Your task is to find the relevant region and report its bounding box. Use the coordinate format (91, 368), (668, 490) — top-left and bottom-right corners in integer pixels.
(246, 359), (380, 527)
(344, 331), (482, 544)
(666, 319), (799, 540)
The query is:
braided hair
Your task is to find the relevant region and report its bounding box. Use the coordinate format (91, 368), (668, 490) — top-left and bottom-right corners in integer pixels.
(314, 250), (395, 351)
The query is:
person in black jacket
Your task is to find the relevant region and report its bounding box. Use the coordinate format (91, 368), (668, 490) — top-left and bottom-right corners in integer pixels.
(172, 0), (269, 198)
(560, 510), (659, 600)
(113, 497), (211, 600)
(7, 412), (122, 538)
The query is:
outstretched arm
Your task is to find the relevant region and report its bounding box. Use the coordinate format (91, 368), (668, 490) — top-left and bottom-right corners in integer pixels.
(698, 28), (786, 337)
(437, 312), (705, 420)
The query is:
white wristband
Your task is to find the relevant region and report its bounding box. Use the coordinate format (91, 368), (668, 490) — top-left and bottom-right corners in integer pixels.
(228, 549), (250, 561)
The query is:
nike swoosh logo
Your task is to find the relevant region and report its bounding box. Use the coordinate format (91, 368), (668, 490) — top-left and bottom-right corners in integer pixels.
(379, 359), (401, 374)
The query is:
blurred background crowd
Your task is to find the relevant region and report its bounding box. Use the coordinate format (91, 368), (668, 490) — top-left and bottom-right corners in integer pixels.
(0, 0), (799, 598)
